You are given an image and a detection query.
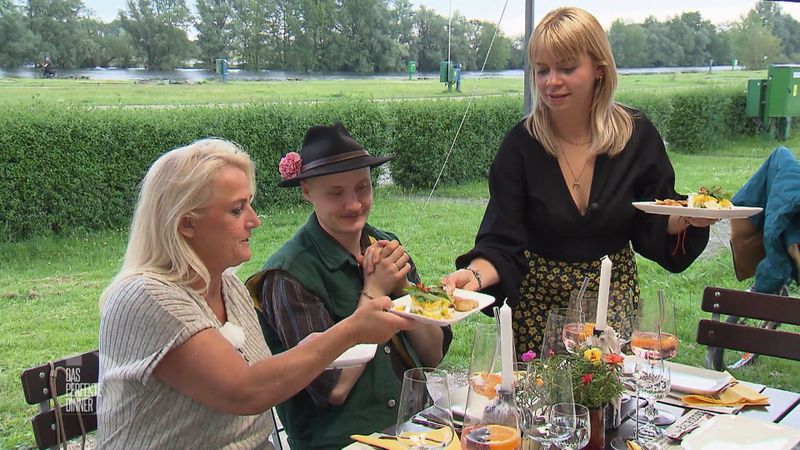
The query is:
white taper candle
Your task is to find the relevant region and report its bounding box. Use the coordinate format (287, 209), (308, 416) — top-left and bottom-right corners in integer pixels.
(596, 255), (612, 331)
(499, 300), (514, 391)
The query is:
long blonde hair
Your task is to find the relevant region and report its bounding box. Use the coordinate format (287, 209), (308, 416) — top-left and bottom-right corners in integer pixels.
(525, 7), (633, 157)
(101, 138), (256, 303)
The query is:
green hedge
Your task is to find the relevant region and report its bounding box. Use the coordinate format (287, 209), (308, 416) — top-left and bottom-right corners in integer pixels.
(0, 89), (752, 241)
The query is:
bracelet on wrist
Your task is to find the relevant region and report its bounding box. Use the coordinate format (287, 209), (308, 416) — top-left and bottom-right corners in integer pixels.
(464, 266), (483, 291)
(360, 290), (376, 300)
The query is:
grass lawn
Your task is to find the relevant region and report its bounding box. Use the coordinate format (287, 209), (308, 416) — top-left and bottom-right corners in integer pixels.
(2, 134), (800, 447)
(0, 69), (764, 107)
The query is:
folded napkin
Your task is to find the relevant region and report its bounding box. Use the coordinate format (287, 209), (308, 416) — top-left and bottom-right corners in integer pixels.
(681, 382), (769, 407)
(351, 428), (461, 450)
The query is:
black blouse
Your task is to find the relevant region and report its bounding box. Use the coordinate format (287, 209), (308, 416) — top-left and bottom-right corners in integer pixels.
(456, 111), (709, 305)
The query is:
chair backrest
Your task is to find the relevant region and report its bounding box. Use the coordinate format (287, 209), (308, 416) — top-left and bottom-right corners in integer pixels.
(696, 287), (800, 361)
(20, 350), (99, 449)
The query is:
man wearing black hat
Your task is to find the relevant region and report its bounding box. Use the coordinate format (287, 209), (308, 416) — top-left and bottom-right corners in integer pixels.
(246, 123), (452, 450)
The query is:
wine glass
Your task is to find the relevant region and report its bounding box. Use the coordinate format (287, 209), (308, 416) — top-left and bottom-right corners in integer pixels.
(542, 307), (586, 356)
(461, 324), (522, 450)
(634, 359), (671, 443)
(519, 358), (575, 448)
(570, 289), (636, 347)
(553, 403), (590, 450)
(395, 367), (456, 449)
(630, 291), (677, 426)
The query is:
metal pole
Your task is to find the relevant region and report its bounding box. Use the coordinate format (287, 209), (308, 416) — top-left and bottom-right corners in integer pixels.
(524, 0), (535, 115)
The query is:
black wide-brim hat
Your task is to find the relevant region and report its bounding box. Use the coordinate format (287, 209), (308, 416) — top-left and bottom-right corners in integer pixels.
(278, 123), (394, 187)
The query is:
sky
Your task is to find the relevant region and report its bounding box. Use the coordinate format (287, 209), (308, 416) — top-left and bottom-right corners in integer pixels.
(82, 0), (800, 37)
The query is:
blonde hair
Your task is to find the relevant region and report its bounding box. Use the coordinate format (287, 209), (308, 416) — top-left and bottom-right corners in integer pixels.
(101, 138), (256, 303)
(525, 7), (633, 157)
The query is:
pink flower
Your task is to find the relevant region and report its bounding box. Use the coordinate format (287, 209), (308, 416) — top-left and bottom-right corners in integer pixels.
(279, 152), (302, 180)
(581, 373), (593, 385)
(521, 350), (537, 362)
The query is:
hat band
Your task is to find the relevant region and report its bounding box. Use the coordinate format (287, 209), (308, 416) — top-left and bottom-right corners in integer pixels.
(301, 150), (370, 172)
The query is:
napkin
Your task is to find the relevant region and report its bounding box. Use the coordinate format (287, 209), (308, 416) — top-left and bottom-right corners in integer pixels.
(351, 428), (461, 450)
(681, 382), (769, 407)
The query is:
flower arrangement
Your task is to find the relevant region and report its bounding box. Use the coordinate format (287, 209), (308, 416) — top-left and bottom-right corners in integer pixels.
(517, 345), (625, 410)
(279, 151), (302, 180)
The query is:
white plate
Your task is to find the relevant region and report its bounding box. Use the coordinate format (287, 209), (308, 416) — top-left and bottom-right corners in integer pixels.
(683, 415), (800, 450)
(622, 357), (733, 395)
(326, 344), (377, 369)
(390, 289), (495, 326)
(665, 361), (734, 395)
(632, 201), (762, 219)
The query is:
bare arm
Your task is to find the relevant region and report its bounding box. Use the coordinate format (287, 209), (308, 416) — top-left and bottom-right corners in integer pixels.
(441, 257), (500, 292)
(153, 297), (413, 415)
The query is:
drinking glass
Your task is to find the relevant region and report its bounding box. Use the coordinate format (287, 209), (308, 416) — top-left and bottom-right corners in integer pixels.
(461, 324), (522, 450)
(519, 358), (575, 448)
(630, 291), (677, 425)
(634, 360), (671, 443)
(553, 403), (590, 450)
(541, 307), (586, 356)
(569, 289), (636, 347)
(395, 367), (456, 449)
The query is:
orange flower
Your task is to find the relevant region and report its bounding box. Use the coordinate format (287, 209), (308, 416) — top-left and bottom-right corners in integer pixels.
(603, 353), (625, 365)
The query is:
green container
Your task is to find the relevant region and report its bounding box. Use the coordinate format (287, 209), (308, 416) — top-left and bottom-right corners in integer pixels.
(439, 61), (452, 83)
(765, 64), (800, 117)
(746, 79), (767, 118)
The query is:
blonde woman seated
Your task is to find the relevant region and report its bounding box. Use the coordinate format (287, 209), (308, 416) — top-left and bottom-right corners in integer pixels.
(97, 138), (413, 448)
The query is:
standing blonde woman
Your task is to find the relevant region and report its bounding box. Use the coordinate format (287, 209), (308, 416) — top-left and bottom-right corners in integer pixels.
(443, 7), (714, 354)
(97, 138), (413, 448)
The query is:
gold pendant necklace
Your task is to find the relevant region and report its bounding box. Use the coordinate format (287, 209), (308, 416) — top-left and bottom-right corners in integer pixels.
(560, 152), (590, 190)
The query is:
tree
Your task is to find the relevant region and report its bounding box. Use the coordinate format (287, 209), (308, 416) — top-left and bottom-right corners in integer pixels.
(0, 1), (40, 67)
(608, 20), (646, 68)
(195, 0), (235, 68)
(472, 20), (509, 71)
(229, 0), (272, 70)
(26, 0), (98, 68)
(411, 6), (447, 71)
(86, 19), (137, 67)
(119, 0), (195, 69)
(731, 9), (781, 69)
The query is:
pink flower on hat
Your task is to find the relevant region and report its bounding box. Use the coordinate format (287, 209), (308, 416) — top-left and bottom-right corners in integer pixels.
(279, 152), (302, 180)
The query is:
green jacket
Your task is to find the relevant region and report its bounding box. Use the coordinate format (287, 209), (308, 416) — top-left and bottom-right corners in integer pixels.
(246, 214), (422, 450)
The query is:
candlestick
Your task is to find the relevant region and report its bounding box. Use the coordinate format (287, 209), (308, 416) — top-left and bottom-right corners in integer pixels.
(499, 300), (514, 391)
(596, 255), (612, 332)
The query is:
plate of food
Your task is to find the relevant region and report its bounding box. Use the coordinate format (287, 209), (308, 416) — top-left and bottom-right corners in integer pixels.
(391, 284), (495, 326)
(326, 343), (377, 369)
(633, 187), (762, 220)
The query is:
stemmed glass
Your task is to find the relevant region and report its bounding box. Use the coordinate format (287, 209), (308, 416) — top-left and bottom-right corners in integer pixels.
(541, 307), (586, 356)
(630, 291), (678, 426)
(553, 403), (590, 450)
(461, 323), (522, 450)
(569, 289), (636, 348)
(395, 367), (456, 449)
(634, 359), (671, 442)
(518, 357), (576, 449)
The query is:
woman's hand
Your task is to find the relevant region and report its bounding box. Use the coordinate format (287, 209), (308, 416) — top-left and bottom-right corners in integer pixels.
(441, 258), (500, 295)
(667, 215), (719, 234)
(348, 296), (415, 343)
(441, 268), (479, 292)
(685, 217), (718, 228)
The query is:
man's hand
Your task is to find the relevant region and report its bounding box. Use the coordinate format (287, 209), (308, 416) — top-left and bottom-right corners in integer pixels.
(361, 240), (411, 297)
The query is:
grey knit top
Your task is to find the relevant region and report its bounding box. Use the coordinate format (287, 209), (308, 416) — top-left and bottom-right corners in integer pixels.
(97, 271), (274, 449)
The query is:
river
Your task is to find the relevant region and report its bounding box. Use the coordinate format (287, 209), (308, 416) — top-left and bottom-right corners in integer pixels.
(0, 65), (741, 82)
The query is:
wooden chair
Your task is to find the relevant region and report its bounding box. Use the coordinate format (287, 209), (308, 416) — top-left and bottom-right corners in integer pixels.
(697, 287), (800, 364)
(20, 350), (99, 449)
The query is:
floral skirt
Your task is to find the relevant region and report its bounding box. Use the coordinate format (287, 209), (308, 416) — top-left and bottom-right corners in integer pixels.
(513, 245), (640, 356)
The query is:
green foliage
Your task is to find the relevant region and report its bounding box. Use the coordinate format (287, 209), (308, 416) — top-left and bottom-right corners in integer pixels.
(390, 97), (523, 189)
(0, 87), (757, 241)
